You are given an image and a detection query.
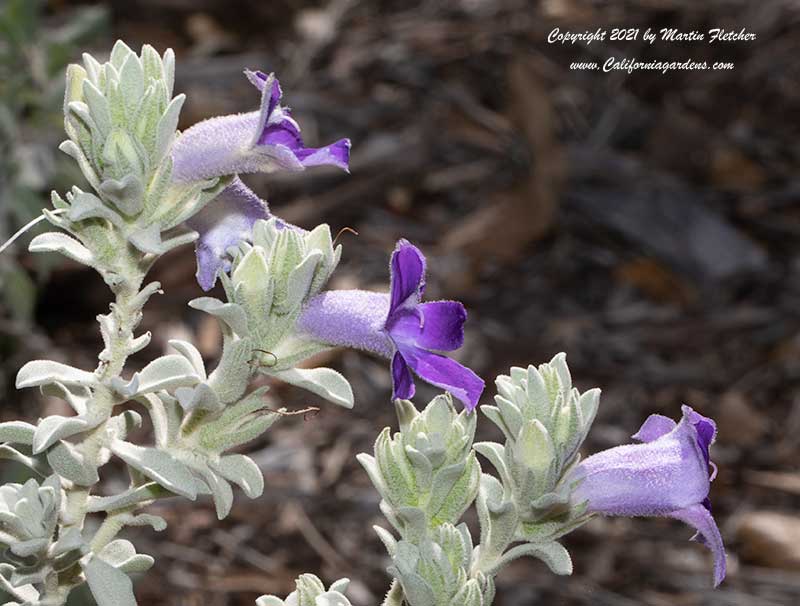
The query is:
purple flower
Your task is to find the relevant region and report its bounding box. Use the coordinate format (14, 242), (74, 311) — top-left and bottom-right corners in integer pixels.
(173, 70), (350, 289)
(569, 405), (726, 586)
(171, 70), (350, 182)
(186, 177), (276, 291)
(296, 240), (485, 410)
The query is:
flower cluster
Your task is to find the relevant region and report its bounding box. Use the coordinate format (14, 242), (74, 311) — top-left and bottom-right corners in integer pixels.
(0, 41), (728, 606)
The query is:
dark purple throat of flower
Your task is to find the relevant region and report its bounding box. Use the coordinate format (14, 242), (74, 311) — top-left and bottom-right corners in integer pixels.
(296, 240), (485, 410)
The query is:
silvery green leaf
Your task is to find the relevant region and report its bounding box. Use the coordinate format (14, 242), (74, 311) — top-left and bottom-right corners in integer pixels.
(393, 573), (434, 606)
(374, 525), (398, 557)
(163, 49), (175, 98)
(426, 460), (465, 515)
(491, 541), (572, 576)
(118, 53), (144, 116)
(83, 79), (111, 137)
(0, 564), (38, 603)
(32, 415), (92, 454)
(515, 420), (554, 475)
(110, 441), (198, 499)
(83, 555), (137, 606)
(199, 468), (234, 520)
(175, 383), (221, 412)
(47, 441), (99, 486)
(579, 388), (600, 432)
(67, 190), (125, 227)
(67, 101), (99, 138)
(28, 232), (95, 267)
(110, 40), (135, 70)
(356, 453), (389, 499)
(516, 509), (591, 544)
(136, 393), (174, 449)
(99, 175), (145, 216)
(120, 513), (167, 532)
(189, 297), (249, 336)
(154, 94), (185, 164)
(475, 473), (517, 566)
(452, 579), (484, 606)
(282, 250), (323, 310)
(269, 336), (330, 371)
(403, 446), (432, 494)
(130, 354), (202, 395)
(0, 422), (36, 445)
(479, 405), (515, 444)
(16, 360), (96, 390)
(127, 224), (162, 254)
(211, 454), (264, 499)
(207, 337), (253, 405)
(428, 455), (480, 527)
(97, 543), (154, 575)
(129, 281), (164, 312)
(64, 63), (87, 112)
(141, 45), (163, 83)
(473, 441), (512, 489)
(271, 367), (354, 409)
(394, 399), (419, 434)
(168, 340), (206, 379)
(9, 538), (49, 558)
(59, 140), (101, 190)
(87, 482), (166, 513)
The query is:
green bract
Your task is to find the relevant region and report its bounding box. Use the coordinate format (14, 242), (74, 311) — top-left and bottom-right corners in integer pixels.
(476, 353), (596, 542)
(46, 40), (222, 268)
(358, 395), (479, 540)
(362, 356), (598, 606)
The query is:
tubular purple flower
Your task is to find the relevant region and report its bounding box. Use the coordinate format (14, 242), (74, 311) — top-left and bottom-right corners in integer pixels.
(173, 70), (350, 289)
(568, 405), (726, 586)
(296, 240), (485, 410)
(186, 177), (282, 291)
(171, 70), (350, 182)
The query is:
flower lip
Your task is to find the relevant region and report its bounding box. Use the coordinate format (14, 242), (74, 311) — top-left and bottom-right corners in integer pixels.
(383, 240), (484, 410)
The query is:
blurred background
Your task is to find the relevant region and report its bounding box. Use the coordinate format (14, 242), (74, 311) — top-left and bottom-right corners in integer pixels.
(2, 0), (800, 604)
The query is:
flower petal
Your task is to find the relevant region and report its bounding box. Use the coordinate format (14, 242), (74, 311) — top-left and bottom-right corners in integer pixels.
(391, 351), (415, 401)
(398, 346), (484, 411)
(669, 503), (727, 587)
(416, 301), (466, 351)
(632, 414), (677, 443)
(187, 178), (269, 290)
(682, 405), (716, 468)
(389, 240), (426, 315)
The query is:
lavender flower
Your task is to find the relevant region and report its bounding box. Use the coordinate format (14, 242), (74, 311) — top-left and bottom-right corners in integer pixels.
(171, 70), (350, 182)
(172, 70), (350, 289)
(568, 405), (726, 586)
(297, 240), (485, 410)
(186, 177), (270, 290)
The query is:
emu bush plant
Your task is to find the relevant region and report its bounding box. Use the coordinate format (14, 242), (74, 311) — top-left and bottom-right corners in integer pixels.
(0, 42), (726, 606)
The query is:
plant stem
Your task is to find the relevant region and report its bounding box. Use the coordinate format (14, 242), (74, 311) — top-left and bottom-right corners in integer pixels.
(49, 238), (152, 604)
